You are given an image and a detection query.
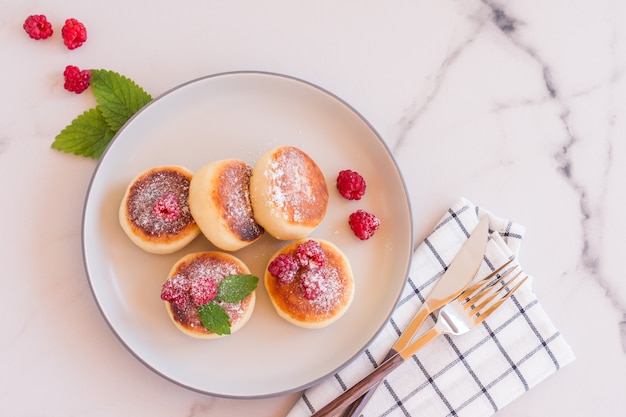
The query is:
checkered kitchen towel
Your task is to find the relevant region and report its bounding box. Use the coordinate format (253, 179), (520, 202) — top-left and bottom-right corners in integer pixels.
(287, 198), (575, 417)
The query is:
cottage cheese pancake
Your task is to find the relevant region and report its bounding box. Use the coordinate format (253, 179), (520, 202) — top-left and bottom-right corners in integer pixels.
(264, 238), (354, 329)
(188, 159), (264, 252)
(119, 166), (200, 254)
(161, 251), (256, 339)
(250, 146), (329, 240)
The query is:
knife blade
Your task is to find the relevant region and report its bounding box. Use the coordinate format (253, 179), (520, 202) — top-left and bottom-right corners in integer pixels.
(392, 215), (489, 351)
(341, 216), (489, 417)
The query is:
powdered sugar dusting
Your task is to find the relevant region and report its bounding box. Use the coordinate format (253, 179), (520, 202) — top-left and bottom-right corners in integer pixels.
(168, 253), (250, 329)
(307, 265), (342, 313)
(267, 240), (351, 321)
(217, 163), (263, 240)
(265, 160), (290, 216)
(263, 147), (326, 223)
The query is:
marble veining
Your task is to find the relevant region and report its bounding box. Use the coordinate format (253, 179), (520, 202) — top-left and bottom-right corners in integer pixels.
(508, 2), (626, 362)
(484, 1), (518, 35)
(484, 1), (625, 320)
(2, 1), (626, 416)
(621, 317), (626, 354)
(390, 22), (483, 154)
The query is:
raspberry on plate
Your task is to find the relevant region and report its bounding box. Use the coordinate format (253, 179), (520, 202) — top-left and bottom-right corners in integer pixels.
(190, 276), (218, 306)
(348, 209), (381, 240)
(300, 268), (327, 300)
(63, 65), (92, 94)
(61, 18), (87, 50)
(152, 193), (181, 222)
(268, 253), (299, 285)
(296, 239), (326, 270)
(23, 14), (54, 40)
(336, 169), (366, 200)
(161, 274), (190, 309)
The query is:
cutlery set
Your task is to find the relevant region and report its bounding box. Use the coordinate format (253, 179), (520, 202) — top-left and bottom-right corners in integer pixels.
(307, 218), (529, 417)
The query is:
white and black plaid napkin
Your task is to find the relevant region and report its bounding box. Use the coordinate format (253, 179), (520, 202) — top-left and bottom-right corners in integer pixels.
(287, 198), (575, 417)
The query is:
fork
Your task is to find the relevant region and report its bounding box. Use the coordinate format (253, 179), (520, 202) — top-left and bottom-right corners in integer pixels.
(340, 259), (514, 417)
(310, 264), (528, 417)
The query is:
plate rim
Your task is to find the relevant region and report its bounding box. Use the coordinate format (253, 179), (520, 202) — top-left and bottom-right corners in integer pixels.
(81, 70), (414, 398)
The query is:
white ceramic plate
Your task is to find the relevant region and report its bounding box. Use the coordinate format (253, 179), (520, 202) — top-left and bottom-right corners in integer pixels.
(82, 71), (412, 398)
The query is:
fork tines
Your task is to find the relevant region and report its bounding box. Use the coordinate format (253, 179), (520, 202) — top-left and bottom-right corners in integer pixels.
(460, 260), (528, 325)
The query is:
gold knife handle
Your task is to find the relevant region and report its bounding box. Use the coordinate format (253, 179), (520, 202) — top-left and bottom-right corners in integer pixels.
(340, 304), (430, 417)
(334, 326), (441, 417)
(393, 304), (432, 351)
(340, 304), (434, 417)
(311, 352), (404, 417)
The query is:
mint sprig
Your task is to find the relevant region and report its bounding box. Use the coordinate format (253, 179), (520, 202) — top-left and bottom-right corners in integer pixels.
(90, 70), (152, 131)
(197, 303), (232, 336)
(216, 274), (260, 303)
(51, 108), (115, 158)
(52, 69), (152, 159)
(197, 274), (258, 335)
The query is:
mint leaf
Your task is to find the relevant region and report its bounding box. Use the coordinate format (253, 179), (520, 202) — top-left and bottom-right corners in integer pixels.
(197, 302), (231, 335)
(216, 274), (258, 303)
(52, 69), (152, 159)
(90, 69), (152, 132)
(196, 275), (258, 335)
(51, 108), (115, 159)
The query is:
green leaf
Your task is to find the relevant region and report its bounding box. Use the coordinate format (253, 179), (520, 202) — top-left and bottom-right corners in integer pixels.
(51, 108), (115, 159)
(216, 274), (259, 303)
(52, 69), (151, 159)
(197, 302), (231, 335)
(90, 69), (152, 132)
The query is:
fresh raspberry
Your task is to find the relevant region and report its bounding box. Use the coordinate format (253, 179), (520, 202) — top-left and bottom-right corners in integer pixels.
(349, 209), (381, 240)
(160, 274), (190, 309)
(336, 169), (366, 200)
(268, 254), (299, 285)
(23, 15), (54, 40)
(190, 276), (218, 306)
(61, 18), (87, 50)
(296, 240), (326, 270)
(300, 269), (327, 300)
(152, 193), (181, 221)
(63, 65), (91, 94)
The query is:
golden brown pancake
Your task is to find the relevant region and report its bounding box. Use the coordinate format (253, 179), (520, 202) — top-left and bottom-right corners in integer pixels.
(250, 146), (329, 240)
(119, 166), (200, 254)
(264, 238), (354, 329)
(163, 251), (256, 339)
(189, 159), (264, 251)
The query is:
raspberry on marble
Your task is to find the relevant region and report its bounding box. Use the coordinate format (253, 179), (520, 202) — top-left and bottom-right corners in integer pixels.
(63, 65), (92, 94)
(61, 18), (87, 50)
(23, 15), (54, 40)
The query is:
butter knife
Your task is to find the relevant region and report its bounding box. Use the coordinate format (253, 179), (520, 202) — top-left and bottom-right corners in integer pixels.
(341, 216), (489, 417)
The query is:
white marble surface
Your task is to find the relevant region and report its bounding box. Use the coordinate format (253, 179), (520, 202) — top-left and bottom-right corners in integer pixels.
(2, 1), (625, 415)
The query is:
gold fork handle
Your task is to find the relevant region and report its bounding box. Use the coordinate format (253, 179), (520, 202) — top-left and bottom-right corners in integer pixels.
(313, 327), (442, 417)
(340, 302), (439, 416)
(340, 304), (433, 416)
(399, 325), (441, 359)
